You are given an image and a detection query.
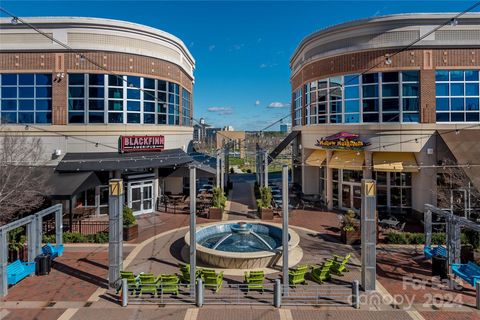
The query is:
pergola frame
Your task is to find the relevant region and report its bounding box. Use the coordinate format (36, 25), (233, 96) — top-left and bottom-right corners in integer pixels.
(0, 203), (63, 297)
(424, 204), (480, 267)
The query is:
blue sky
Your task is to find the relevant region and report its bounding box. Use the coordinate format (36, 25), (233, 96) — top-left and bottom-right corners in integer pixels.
(1, 0), (478, 130)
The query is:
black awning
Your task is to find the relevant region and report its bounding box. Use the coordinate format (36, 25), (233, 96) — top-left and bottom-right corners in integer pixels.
(46, 171), (101, 199)
(55, 148), (193, 172)
(167, 161), (217, 178)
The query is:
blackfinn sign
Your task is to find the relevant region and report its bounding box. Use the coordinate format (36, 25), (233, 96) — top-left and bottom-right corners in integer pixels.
(315, 132), (370, 150)
(120, 135), (165, 153)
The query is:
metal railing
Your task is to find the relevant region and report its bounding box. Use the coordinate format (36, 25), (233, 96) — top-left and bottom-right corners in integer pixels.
(203, 283), (275, 305)
(122, 282), (195, 305)
(281, 283), (355, 307)
(43, 219), (109, 235)
(119, 279), (360, 308)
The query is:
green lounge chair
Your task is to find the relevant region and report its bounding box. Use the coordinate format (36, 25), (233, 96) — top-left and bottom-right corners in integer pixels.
(311, 261), (332, 284)
(290, 264), (309, 273)
(179, 263), (202, 286)
(203, 271), (224, 293)
(329, 254), (351, 275)
(157, 274), (180, 295)
(244, 271), (265, 292)
(138, 274), (158, 297)
(117, 270), (138, 294)
(289, 266), (309, 286)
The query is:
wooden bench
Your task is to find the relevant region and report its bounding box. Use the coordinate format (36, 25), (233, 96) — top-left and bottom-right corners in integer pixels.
(42, 243), (64, 259)
(7, 259), (36, 285)
(452, 261), (480, 287)
(424, 245), (447, 259)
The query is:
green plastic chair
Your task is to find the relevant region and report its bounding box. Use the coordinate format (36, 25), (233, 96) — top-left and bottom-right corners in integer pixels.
(288, 267), (309, 286)
(117, 271), (138, 294)
(311, 261), (332, 284)
(157, 274), (180, 295)
(179, 263), (202, 286)
(203, 271), (224, 293)
(290, 264), (309, 273)
(329, 254), (351, 275)
(244, 271), (265, 292)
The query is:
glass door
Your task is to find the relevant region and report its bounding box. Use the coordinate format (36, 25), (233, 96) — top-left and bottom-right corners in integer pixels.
(128, 180), (154, 215)
(341, 183), (361, 211)
(352, 185), (361, 210)
(341, 184), (351, 209)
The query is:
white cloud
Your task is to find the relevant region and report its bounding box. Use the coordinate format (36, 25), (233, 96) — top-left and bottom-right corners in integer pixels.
(259, 62), (278, 69)
(267, 102), (290, 108)
(189, 41), (194, 48)
(259, 63), (268, 69)
(255, 100), (261, 106)
(207, 106), (234, 115)
(233, 43), (244, 50)
(208, 44), (216, 51)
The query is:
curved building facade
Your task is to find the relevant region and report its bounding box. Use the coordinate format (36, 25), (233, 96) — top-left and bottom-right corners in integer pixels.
(291, 13), (480, 216)
(0, 17), (198, 215)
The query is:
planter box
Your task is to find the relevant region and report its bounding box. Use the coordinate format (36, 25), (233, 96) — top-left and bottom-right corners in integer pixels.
(123, 224), (138, 241)
(259, 208), (273, 220)
(209, 207), (223, 220)
(8, 245), (27, 263)
(341, 229), (361, 245)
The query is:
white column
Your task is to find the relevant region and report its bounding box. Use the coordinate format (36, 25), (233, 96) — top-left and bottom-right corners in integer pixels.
(326, 150), (333, 210)
(153, 168), (159, 210)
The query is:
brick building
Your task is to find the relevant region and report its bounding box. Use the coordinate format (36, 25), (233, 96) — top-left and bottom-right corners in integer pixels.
(291, 13), (480, 216)
(0, 17), (209, 216)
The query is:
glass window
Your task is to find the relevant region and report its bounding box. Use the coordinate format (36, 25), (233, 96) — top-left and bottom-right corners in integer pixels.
(436, 98), (449, 111)
(127, 76), (140, 88)
(144, 78), (155, 89)
(450, 70), (464, 81)
(36, 74), (51, 86)
(363, 113), (379, 122)
(89, 87), (104, 98)
(403, 98), (418, 111)
(344, 75), (359, 85)
(69, 74), (84, 86)
(363, 85), (378, 98)
(69, 87), (84, 98)
(451, 98), (464, 111)
(2, 74), (17, 85)
(403, 113), (419, 122)
(108, 88), (123, 99)
(451, 83), (464, 96)
(382, 84), (399, 97)
(158, 80), (167, 91)
(403, 83), (419, 96)
(383, 98), (399, 111)
(19, 74), (34, 85)
(69, 99), (84, 110)
(362, 73), (378, 84)
(344, 113), (360, 123)
(89, 74), (104, 86)
(363, 99), (378, 112)
(383, 72), (399, 83)
(108, 113), (123, 123)
(1, 73), (52, 124)
(402, 71), (419, 82)
(108, 100), (123, 111)
(127, 101), (140, 111)
(345, 100), (359, 113)
(69, 112), (84, 123)
(466, 70), (479, 81)
(89, 99), (104, 110)
(108, 75), (123, 87)
(466, 98), (479, 111)
(88, 112), (104, 123)
(345, 86), (359, 99)
(127, 89), (140, 100)
(127, 113), (140, 123)
(466, 83), (479, 96)
(436, 70), (449, 81)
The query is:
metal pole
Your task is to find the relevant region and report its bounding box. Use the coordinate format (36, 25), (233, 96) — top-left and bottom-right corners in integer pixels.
(274, 278), (282, 308)
(216, 150), (221, 188)
(35, 214), (42, 257)
(220, 150), (225, 191)
(264, 150), (269, 188)
(282, 165), (289, 295)
(0, 229), (7, 297)
(476, 282), (480, 310)
(361, 179), (376, 291)
(27, 220), (36, 263)
(424, 209), (432, 247)
(353, 280), (360, 309)
(196, 278), (203, 307)
(108, 179), (124, 288)
(189, 166), (197, 296)
(121, 278), (128, 307)
(55, 207), (63, 247)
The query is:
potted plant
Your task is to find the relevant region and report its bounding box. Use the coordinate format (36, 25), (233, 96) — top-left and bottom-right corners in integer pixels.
(8, 227), (27, 262)
(257, 187), (273, 220)
(209, 187), (226, 219)
(341, 210), (360, 245)
(123, 206), (138, 241)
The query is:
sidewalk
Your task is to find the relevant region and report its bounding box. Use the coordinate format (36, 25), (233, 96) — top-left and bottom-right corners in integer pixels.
(225, 181), (257, 220)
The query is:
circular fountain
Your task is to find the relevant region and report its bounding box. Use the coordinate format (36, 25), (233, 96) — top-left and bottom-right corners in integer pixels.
(184, 221), (301, 269)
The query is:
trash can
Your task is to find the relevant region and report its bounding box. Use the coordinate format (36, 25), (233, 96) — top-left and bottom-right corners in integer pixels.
(432, 255), (448, 279)
(35, 254), (51, 276)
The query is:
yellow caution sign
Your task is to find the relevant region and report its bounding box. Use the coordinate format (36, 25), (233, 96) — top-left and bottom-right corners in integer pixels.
(364, 181), (376, 196)
(109, 180), (124, 196)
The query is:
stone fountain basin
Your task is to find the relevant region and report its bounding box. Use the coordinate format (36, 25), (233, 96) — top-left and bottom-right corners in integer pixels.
(184, 220), (300, 269)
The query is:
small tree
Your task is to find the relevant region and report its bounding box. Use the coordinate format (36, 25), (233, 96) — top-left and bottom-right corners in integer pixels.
(212, 187), (226, 209)
(257, 187), (272, 209)
(123, 206), (136, 227)
(0, 131), (49, 225)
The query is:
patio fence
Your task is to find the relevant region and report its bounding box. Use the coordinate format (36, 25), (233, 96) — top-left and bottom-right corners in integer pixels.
(122, 279), (359, 308)
(43, 219), (109, 235)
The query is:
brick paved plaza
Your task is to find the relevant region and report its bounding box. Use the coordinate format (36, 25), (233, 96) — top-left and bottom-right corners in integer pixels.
(1, 181), (480, 320)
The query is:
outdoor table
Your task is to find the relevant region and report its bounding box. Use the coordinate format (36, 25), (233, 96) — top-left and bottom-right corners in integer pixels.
(379, 219), (399, 228)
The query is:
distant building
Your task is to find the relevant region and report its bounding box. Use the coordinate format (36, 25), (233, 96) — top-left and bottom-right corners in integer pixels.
(216, 130), (246, 158)
(280, 123), (291, 133)
(193, 117), (209, 142)
(223, 125), (234, 131)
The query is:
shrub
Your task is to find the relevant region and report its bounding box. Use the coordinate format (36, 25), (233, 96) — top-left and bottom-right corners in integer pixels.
(212, 187), (227, 209)
(464, 229), (480, 249)
(86, 232), (109, 243)
(342, 210), (358, 231)
(63, 232), (87, 243)
(385, 232), (408, 244)
(123, 206), (136, 227)
(246, 169), (252, 173)
(43, 232), (109, 244)
(258, 187), (272, 209)
(42, 234), (56, 243)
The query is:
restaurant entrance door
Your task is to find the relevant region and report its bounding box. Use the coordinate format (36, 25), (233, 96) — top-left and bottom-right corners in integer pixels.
(128, 180), (154, 215)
